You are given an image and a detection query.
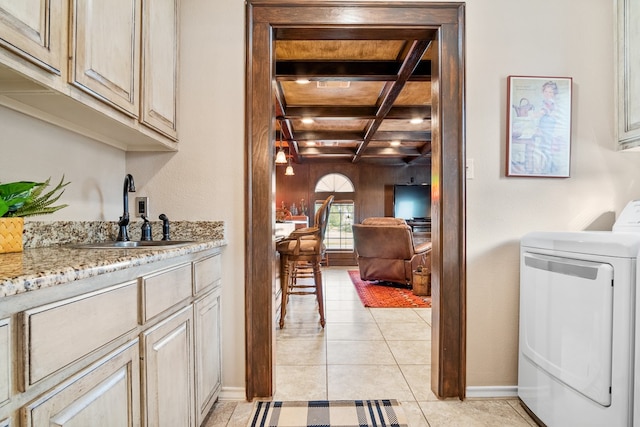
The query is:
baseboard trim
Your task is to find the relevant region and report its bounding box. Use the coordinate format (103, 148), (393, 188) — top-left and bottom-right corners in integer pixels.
(219, 386), (247, 401)
(465, 385), (518, 398)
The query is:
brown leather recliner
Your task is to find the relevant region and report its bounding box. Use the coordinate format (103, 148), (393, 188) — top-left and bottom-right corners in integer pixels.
(352, 217), (432, 286)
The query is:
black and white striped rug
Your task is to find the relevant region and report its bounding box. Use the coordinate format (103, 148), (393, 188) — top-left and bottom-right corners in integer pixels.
(247, 399), (408, 427)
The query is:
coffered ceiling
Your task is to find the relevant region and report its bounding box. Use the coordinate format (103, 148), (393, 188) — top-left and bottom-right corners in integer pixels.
(273, 28), (437, 166)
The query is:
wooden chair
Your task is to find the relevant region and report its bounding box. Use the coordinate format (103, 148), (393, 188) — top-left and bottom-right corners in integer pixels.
(276, 195), (334, 328)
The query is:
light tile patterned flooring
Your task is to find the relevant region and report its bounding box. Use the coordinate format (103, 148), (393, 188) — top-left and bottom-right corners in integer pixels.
(204, 267), (537, 426)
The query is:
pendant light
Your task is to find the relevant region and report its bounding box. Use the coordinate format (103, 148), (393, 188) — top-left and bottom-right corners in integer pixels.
(275, 122), (287, 164)
(285, 154), (295, 175)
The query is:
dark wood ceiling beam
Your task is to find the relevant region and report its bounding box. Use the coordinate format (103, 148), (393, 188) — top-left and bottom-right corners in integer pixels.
(353, 39), (431, 162)
(384, 106), (432, 119)
(418, 140), (433, 156)
(275, 60), (431, 81)
(370, 131), (431, 141)
(293, 131), (364, 141)
(299, 146), (425, 157)
(292, 130), (430, 142)
(275, 27), (437, 41)
(286, 106), (377, 120)
(405, 141), (433, 165)
(273, 82), (300, 161)
(284, 105), (431, 120)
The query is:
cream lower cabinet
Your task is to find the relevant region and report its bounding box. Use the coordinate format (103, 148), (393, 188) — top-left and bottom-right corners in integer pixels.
(23, 340), (141, 427)
(0, 318), (9, 408)
(141, 305), (195, 427)
(0, 247), (222, 427)
(194, 288), (221, 426)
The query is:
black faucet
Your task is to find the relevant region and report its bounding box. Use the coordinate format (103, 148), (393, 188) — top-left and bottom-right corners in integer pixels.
(159, 214), (170, 240)
(117, 174), (136, 241)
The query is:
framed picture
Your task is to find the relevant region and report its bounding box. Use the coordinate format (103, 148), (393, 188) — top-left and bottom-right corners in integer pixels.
(506, 76), (572, 177)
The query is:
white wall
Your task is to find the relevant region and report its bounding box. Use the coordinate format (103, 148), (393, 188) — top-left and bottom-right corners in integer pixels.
(4, 0), (640, 398)
(465, 0), (640, 388)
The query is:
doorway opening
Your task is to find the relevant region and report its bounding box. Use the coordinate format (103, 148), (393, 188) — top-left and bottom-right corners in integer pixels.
(245, 1), (466, 400)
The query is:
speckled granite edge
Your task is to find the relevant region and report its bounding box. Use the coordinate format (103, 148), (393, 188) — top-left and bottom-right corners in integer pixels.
(1, 220), (226, 298)
(23, 220), (225, 248)
(0, 241), (226, 298)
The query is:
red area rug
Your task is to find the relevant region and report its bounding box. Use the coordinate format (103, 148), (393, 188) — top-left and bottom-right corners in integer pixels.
(348, 270), (431, 308)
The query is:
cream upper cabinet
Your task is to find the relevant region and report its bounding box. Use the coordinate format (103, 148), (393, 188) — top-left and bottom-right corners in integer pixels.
(617, 0), (640, 149)
(141, 0), (179, 139)
(70, 0), (141, 117)
(0, 0), (65, 74)
(0, 0), (180, 150)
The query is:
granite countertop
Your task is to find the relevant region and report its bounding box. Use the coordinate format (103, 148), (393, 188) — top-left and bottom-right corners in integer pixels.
(0, 220), (226, 298)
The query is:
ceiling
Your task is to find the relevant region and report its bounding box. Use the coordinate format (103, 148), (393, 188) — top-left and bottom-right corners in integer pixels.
(273, 28), (437, 167)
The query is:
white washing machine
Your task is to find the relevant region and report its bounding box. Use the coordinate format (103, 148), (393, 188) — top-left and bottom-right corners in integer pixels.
(519, 201), (640, 426)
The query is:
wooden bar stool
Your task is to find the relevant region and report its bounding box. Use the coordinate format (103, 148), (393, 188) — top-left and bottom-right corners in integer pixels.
(277, 195), (333, 328)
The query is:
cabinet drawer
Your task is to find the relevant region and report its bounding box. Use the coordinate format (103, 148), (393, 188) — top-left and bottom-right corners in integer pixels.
(21, 282), (138, 389)
(193, 254), (221, 294)
(140, 263), (192, 323)
(0, 318), (9, 407)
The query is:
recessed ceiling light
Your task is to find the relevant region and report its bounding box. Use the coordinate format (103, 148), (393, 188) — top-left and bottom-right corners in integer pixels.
(295, 78), (311, 85)
(317, 81), (351, 88)
(390, 140), (401, 147)
(410, 118), (424, 124)
(301, 118), (314, 124)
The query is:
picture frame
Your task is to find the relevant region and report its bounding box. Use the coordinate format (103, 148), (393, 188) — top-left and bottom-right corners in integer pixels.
(506, 76), (573, 177)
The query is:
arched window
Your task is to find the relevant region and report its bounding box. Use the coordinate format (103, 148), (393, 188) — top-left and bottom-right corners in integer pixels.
(314, 173), (355, 193)
(315, 173), (355, 251)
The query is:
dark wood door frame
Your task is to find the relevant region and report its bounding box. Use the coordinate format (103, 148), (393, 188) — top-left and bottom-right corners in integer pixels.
(245, 0), (466, 400)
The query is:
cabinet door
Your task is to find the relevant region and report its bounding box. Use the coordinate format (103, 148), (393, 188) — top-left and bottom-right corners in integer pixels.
(0, 0), (65, 73)
(194, 289), (221, 425)
(0, 318), (8, 407)
(617, 0), (640, 148)
(140, 0), (179, 139)
(70, 0), (140, 117)
(141, 305), (194, 427)
(23, 340), (141, 427)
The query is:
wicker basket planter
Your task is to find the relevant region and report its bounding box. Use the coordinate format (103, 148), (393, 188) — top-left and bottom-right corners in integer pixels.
(412, 268), (431, 296)
(0, 217), (24, 253)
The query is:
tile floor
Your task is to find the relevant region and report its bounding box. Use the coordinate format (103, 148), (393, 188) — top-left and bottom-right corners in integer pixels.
(204, 266), (537, 426)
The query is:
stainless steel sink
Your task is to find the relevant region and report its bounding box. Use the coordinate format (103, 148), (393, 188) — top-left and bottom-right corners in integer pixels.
(71, 240), (196, 249)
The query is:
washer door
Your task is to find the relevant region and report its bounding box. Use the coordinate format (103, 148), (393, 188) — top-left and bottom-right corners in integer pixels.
(521, 252), (614, 406)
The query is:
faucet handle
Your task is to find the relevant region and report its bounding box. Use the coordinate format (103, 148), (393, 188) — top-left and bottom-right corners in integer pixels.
(140, 215), (152, 241)
(159, 214), (170, 240)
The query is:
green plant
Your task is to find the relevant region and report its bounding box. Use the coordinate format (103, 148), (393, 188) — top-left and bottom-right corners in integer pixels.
(0, 176), (69, 218)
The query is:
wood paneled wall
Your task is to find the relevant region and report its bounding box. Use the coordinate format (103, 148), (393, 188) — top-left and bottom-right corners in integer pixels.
(276, 162), (430, 223)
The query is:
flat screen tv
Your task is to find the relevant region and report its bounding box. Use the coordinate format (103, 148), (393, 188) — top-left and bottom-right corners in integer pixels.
(393, 184), (431, 221)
